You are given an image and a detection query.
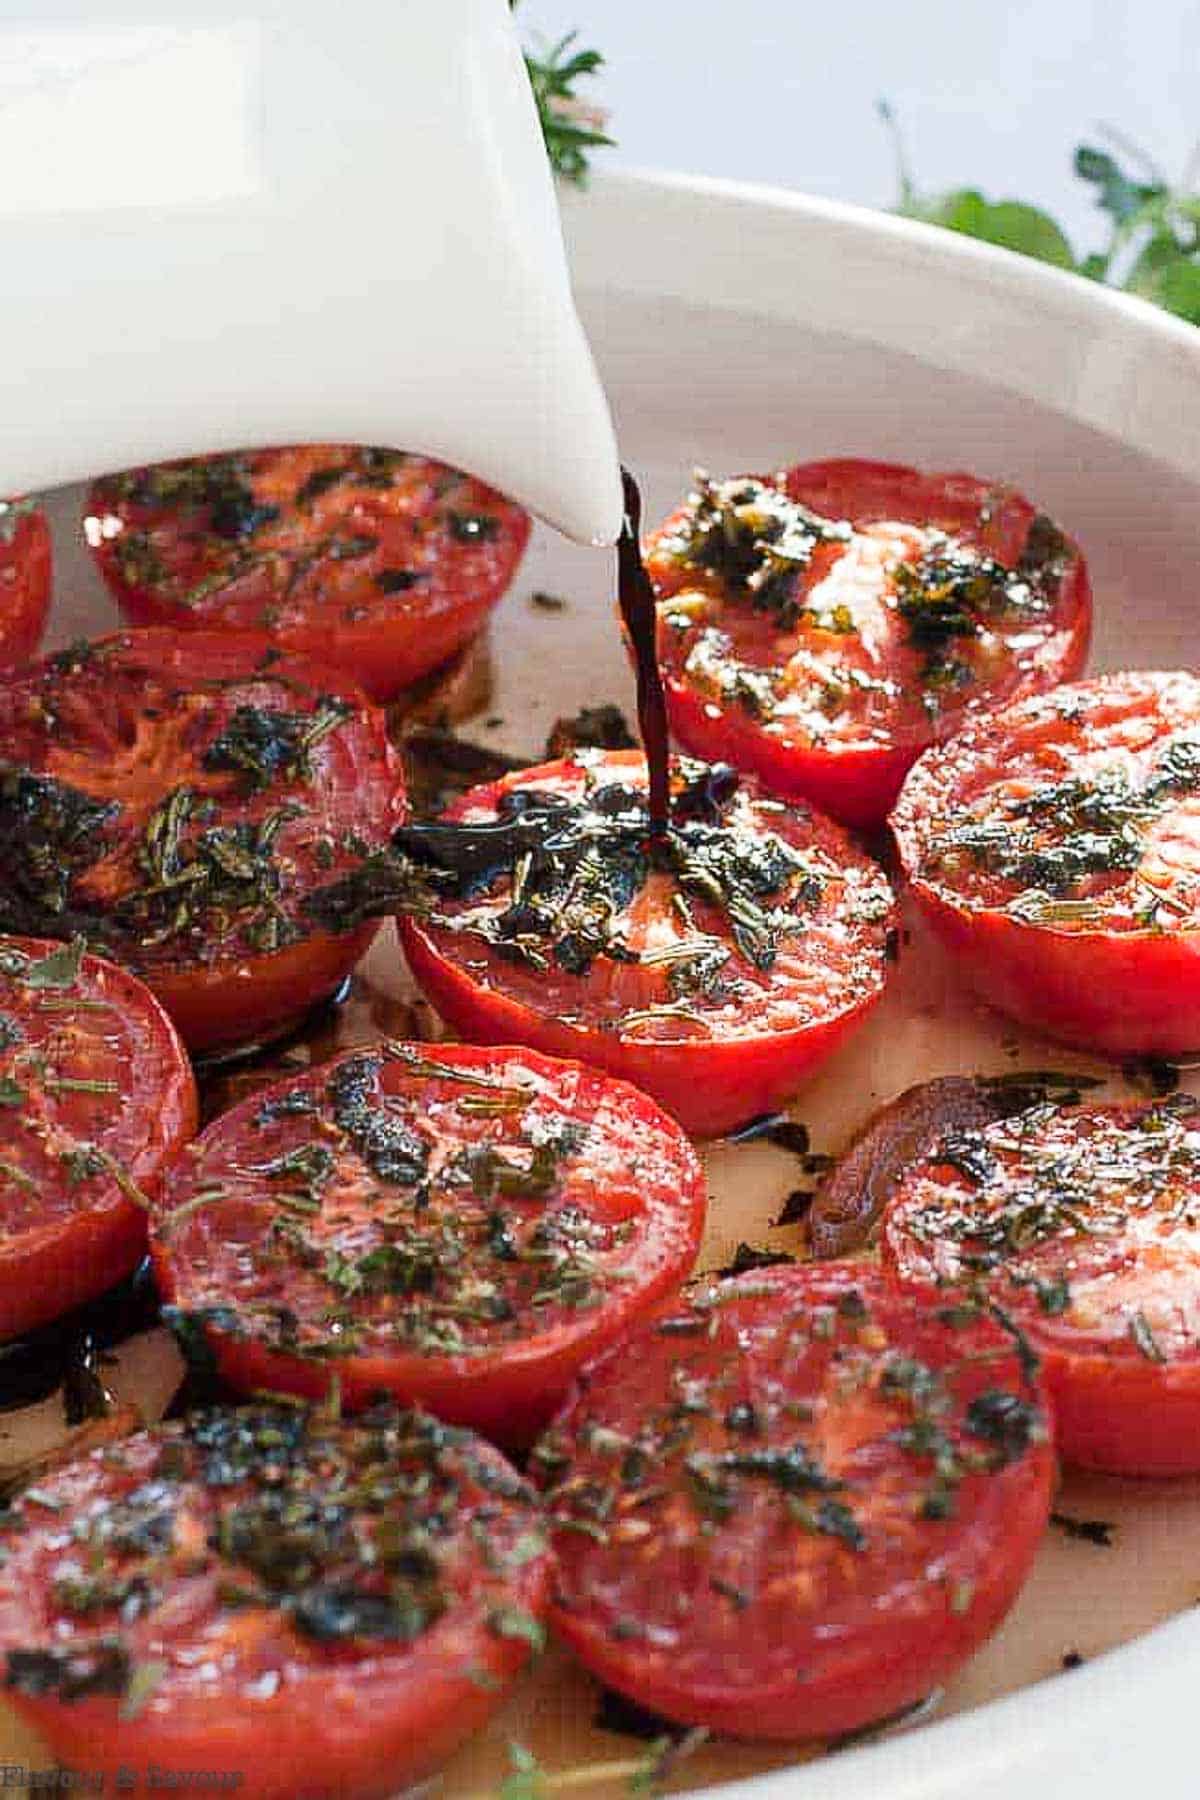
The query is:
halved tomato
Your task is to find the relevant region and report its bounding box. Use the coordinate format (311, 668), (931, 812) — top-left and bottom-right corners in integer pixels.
(391, 751), (895, 1135)
(0, 1403), (551, 1799)
(84, 446), (531, 702)
(0, 500), (51, 669)
(645, 459), (1091, 829)
(537, 1262), (1054, 1740)
(151, 1041), (706, 1446)
(0, 630), (406, 1053)
(892, 670), (1200, 1056)
(881, 1090), (1200, 1476)
(0, 933), (196, 1339)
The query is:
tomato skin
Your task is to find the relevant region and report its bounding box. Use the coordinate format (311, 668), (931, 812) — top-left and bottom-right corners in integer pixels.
(881, 1094), (1200, 1476)
(0, 1406), (551, 1799)
(395, 752), (895, 1137)
(0, 629), (407, 1054)
(646, 459), (1091, 831)
(0, 506), (51, 669)
(648, 679), (918, 834)
(892, 671), (1200, 1056)
(1030, 1353), (1200, 1477)
(398, 926), (870, 1136)
(149, 920), (382, 1054)
(85, 447), (531, 702)
(539, 1263), (1054, 1740)
(12, 1652), (528, 1800)
(151, 1041), (707, 1447)
(892, 888), (1200, 1056)
(0, 934), (197, 1339)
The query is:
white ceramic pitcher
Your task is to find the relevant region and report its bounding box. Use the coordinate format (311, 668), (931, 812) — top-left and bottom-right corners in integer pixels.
(0, 0), (624, 545)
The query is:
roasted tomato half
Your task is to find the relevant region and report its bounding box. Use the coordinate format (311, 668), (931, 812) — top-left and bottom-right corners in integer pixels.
(0, 934), (196, 1339)
(84, 446), (531, 702)
(0, 500), (51, 669)
(0, 1404), (551, 1800)
(892, 670), (1200, 1056)
(151, 1041), (706, 1446)
(536, 1262), (1054, 1741)
(645, 459), (1091, 829)
(882, 1090), (1200, 1476)
(391, 751), (895, 1136)
(0, 630), (406, 1053)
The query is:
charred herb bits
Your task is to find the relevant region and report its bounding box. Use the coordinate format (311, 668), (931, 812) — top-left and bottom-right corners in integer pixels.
(84, 445), (531, 702)
(0, 1404), (551, 1798)
(0, 934), (195, 1338)
(882, 1091), (1200, 1475)
(892, 670), (1200, 1056)
(393, 750), (895, 1136)
(0, 629), (406, 1052)
(536, 1262), (1053, 1740)
(151, 1041), (706, 1445)
(645, 459), (1090, 830)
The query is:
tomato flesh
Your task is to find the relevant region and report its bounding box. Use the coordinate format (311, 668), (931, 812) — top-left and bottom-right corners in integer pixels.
(151, 1041), (706, 1446)
(646, 459), (1091, 829)
(892, 670), (1200, 1055)
(537, 1262), (1054, 1740)
(85, 446), (531, 702)
(0, 1404), (550, 1799)
(881, 1092), (1200, 1475)
(0, 934), (196, 1339)
(0, 503), (51, 670)
(0, 630), (407, 1053)
(394, 751), (896, 1135)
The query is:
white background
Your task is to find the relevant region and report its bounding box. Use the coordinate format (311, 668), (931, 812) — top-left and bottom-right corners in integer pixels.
(521, 0), (1199, 256)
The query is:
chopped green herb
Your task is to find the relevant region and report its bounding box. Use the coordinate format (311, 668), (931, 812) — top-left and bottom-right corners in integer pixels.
(294, 465), (348, 507)
(1035, 1275), (1071, 1315)
(1050, 1511), (1115, 1547)
(375, 568), (423, 594)
(964, 1389), (1044, 1463)
(658, 472), (851, 627)
(499, 1741), (547, 1800)
(118, 1657), (167, 1721)
(544, 704), (636, 758)
(18, 937), (86, 991)
(927, 735), (1200, 906)
(714, 1242), (796, 1278)
(203, 698), (352, 792)
(1129, 1310), (1167, 1362)
(487, 1606), (547, 1653)
(6, 1639), (131, 1702)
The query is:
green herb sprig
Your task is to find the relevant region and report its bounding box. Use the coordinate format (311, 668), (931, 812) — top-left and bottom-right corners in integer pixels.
(511, 3), (613, 187)
(881, 102), (1200, 325)
(495, 1729), (709, 1800)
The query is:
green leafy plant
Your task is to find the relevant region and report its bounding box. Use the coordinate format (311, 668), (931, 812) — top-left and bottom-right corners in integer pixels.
(880, 102), (1200, 324)
(511, 2), (614, 186)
